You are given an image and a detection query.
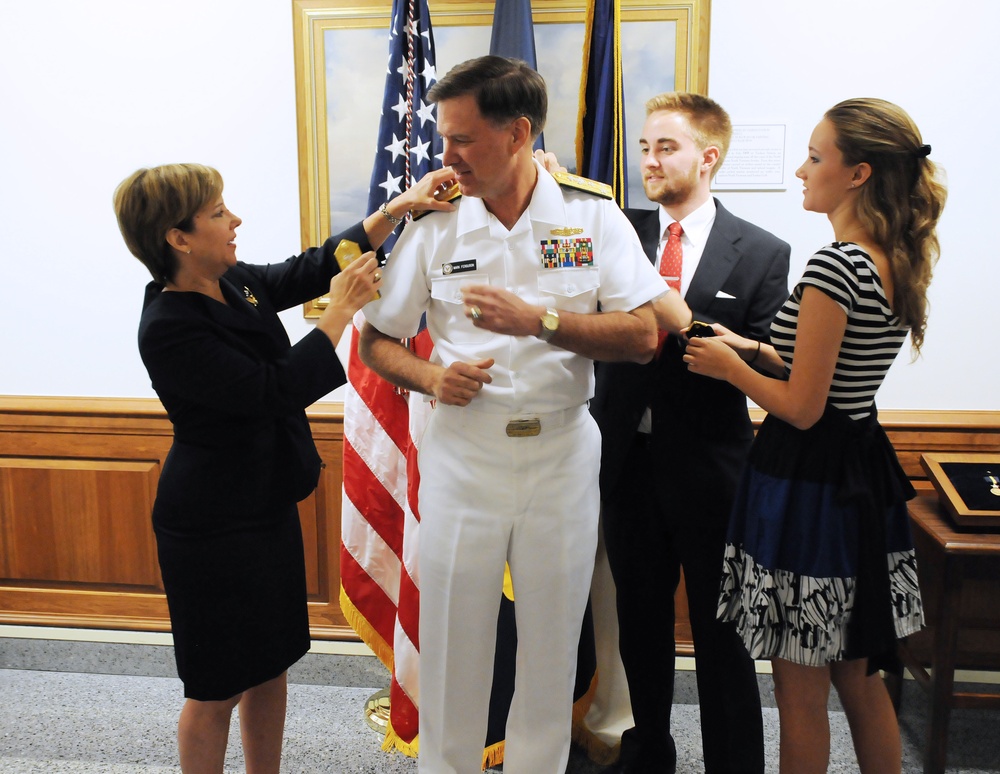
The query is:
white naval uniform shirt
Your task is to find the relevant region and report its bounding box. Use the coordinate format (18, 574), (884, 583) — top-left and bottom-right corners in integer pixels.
(364, 160), (665, 415)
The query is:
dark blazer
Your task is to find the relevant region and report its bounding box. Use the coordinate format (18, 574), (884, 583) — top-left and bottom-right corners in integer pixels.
(592, 199), (790, 495)
(138, 222), (374, 529)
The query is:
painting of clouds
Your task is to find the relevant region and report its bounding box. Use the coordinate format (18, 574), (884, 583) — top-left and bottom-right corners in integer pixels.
(323, 17), (676, 234)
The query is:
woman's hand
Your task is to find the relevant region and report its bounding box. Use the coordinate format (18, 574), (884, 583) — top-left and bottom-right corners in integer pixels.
(316, 253), (382, 343)
(534, 149), (567, 174)
(684, 321), (742, 348)
(684, 321), (767, 362)
(394, 166), (460, 215)
(683, 336), (744, 381)
(363, 167), (459, 249)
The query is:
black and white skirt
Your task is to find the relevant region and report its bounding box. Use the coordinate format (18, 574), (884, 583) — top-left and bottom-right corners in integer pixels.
(717, 406), (924, 670)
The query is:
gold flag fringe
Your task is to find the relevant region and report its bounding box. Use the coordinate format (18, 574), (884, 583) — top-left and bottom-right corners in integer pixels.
(339, 584), (394, 671)
(483, 740), (505, 770)
(382, 718), (420, 758)
(570, 671), (620, 765)
(340, 585), (615, 767)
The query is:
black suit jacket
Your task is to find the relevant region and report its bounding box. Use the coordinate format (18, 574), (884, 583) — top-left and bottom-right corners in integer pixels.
(138, 222), (374, 529)
(591, 199), (790, 495)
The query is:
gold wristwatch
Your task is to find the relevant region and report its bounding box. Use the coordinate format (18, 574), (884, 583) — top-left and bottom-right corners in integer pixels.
(538, 308), (560, 342)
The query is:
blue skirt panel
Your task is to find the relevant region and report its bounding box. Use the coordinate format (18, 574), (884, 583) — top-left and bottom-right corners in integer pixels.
(718, 405), (924, 669)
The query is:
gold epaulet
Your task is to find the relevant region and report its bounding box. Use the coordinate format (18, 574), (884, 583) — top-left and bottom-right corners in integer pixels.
(412, 184), (462, 221)
(551, 170), (614, 200)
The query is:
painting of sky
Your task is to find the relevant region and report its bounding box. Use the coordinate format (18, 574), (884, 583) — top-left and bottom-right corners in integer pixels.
(324, 17), (676, 232)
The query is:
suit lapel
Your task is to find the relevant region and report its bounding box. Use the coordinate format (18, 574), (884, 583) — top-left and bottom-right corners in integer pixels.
(629, 208), (661, 265)
(201, 279), (268, 335)
(685, 200), (741, 312)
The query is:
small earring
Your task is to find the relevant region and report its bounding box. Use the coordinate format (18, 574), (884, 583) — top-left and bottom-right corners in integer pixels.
(186, 249), (192, 254)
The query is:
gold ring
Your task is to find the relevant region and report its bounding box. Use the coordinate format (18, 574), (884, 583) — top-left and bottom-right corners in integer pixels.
(469, 305), (482, 321)
(374, 270), (382, 282)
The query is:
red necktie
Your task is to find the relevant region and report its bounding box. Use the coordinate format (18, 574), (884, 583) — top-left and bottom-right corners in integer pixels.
(659, 221), (683, 292)
(655, 222), (683, 356)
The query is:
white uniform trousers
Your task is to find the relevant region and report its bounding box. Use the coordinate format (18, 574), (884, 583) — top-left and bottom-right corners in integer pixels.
(416, 403), (601, 774)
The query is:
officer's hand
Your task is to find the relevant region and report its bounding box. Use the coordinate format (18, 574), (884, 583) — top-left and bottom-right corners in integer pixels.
(461, 285), (537, 337)
(433, 358), (494, 406)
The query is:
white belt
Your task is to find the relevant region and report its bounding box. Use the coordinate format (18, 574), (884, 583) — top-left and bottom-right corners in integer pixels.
(435, 404), (587, 438)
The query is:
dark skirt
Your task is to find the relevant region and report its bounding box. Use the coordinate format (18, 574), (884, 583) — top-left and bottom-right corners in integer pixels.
(717, 405), (924, 671)
(154, 501), (311, 701)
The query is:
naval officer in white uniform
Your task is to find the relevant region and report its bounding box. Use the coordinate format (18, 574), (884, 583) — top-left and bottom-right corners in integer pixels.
(360, 55), (666, 774)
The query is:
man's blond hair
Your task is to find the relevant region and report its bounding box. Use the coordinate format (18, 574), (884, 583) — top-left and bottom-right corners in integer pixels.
(645, 92), (732, 174)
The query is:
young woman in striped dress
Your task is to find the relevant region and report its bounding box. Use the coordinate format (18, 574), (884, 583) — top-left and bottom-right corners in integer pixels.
(684, 98), (947, 773)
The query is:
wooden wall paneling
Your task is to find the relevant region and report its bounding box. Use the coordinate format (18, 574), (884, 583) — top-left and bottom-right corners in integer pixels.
(0, 399), (174, 630)
(302, 415), (353, 638)
(880, 410), (1000, 480)
(2, 398), (999, 650)
(0, 397), (356, 640)
(0, 457), (160, 587)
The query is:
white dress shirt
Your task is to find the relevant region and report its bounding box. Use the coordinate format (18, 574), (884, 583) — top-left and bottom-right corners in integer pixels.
(654, 196), (717, 296)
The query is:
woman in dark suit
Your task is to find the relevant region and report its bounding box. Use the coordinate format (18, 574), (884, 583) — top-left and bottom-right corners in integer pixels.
(112, 162), (455, 774)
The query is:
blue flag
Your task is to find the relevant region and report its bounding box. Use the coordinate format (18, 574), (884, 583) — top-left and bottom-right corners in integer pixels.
(489, 0), (537, 63)
(489, 0), (544, 151)
(576, 0), (627, 207)
(367, 0), (443, 255)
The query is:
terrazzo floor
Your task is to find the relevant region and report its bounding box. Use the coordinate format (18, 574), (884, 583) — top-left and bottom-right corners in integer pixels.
(1, 638), (998, 773)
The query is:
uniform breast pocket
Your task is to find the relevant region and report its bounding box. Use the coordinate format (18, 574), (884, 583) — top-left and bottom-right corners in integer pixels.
(430, 273), (495, 345)
(536, 267), (600, 314)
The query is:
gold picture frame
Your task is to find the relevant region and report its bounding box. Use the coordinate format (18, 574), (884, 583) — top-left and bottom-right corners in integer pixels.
(921, 453), (1000, 530)
(292, 0), (712, 316)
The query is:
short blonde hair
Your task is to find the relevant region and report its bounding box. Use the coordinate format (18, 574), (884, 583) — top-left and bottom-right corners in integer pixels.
(112, 163), (223, 283)
(645, 92), (733, 174)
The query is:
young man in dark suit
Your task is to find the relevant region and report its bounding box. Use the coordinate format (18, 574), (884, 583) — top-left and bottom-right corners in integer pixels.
(591, 92), (791, 773)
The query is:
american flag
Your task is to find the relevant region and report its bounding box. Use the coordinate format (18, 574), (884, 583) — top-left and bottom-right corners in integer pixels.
(340, 0), (441, 755)
(365, 0), (443, 255)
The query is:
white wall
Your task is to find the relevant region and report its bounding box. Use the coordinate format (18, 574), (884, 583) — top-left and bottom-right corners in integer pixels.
(1, 0), (996, 409)
(0, 0), (304, 398)
(710, 0), (999, 410)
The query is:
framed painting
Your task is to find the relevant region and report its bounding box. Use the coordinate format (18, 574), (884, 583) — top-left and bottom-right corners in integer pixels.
(292, 0), (711, 316)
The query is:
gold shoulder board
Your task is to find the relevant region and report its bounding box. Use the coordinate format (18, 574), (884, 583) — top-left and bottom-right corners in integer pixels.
(412, 185), (463, 221)
(551, 170), (614, 200)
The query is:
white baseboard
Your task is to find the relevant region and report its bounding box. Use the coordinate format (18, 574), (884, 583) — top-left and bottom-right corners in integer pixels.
(0, 624), (375, 657)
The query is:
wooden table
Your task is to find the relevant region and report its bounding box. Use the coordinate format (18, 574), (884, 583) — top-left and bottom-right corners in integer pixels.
(888, 495), (1000, 774)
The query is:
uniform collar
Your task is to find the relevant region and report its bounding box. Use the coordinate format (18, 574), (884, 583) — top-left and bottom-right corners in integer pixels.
(453, 158), (565, 238)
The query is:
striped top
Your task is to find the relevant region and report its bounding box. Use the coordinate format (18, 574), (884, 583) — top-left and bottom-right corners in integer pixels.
(770, 242), (908, 420)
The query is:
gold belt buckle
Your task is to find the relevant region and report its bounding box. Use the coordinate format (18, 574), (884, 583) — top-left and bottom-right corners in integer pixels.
(506, 418), (541, 437)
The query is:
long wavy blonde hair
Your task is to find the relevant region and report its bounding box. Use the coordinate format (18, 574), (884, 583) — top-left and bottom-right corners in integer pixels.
(825, 98), (947, 354)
